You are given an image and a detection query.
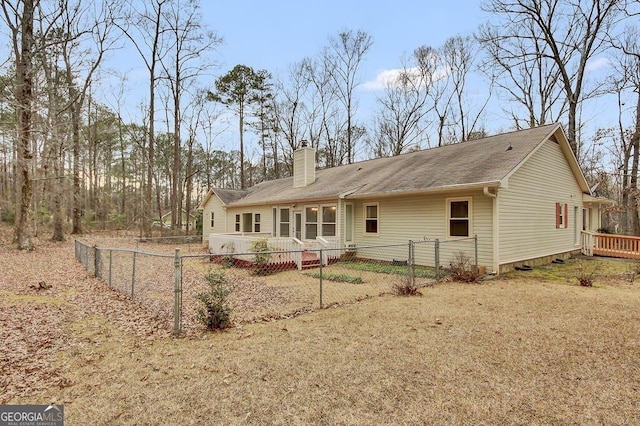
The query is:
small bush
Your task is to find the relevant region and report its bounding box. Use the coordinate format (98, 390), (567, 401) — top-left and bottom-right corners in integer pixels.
(447, 252), (481, 283)
(631, 261), (640, 284)
(195, 271), (234, 330)
(576, 262), (597, 287)
(250, 239), (272, 275)
(0, 207), (15, 224)
(220, 242), (236, 268)
(393, 278), (421, 296)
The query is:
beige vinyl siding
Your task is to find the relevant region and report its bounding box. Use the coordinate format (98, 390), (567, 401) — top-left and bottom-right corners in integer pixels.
(350, 191), (493, 269)
(201, 195), (228, 238)
(224, 206), (274, 235)
(499, 139), (583, 264)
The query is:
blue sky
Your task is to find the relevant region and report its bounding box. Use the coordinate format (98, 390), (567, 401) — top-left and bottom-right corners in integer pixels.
(195, 0), (492, 152)
(98, 0), (621, 159)
(204, 0), (485, 81)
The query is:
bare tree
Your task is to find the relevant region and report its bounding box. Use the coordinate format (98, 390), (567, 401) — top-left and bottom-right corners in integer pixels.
(161, 0), (220, 231)
(2, 0), (38, 249)
(272, 62), (309, 175)
(323, 29), (373, 163)
(479, 19), (567, 128)
(58, 0), (117, 236)
(370, 52), (434, 156)
(609, 27), (640, 234)
(301, 56), (341, 167)
(481, 0), (622, 154)
(118, 0), (171, 237)
(441, 35), (491, 142)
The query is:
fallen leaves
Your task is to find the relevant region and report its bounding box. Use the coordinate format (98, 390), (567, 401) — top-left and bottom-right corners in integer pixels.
(0, 226), (169, 403)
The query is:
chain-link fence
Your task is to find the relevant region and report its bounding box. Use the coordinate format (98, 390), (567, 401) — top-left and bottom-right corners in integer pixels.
(75, 236), (478, 335)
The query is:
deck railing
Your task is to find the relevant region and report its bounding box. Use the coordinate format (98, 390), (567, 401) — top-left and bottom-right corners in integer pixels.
(582, 231), (640, 260)
(208, 233), (306, 268)
(208, 234), (345, 270)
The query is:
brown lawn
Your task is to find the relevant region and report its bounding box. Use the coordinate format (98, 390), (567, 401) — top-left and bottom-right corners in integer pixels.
(1, 227), (639, 425)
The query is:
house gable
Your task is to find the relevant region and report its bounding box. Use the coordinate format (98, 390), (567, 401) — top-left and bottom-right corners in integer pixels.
(498, 133), (585, 266)
(499, 123), (590, 193)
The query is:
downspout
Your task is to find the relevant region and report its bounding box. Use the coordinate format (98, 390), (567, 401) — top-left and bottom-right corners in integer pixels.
(338, 186), (365, 248)
(484, 187), (499, 274)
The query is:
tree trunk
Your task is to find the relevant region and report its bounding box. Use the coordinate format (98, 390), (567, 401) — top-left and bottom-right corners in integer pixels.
(14, 0), (35, 250)
(239, 100), (245, 189)
(171, 73), (181, 230)
(629, 91), (640, 236)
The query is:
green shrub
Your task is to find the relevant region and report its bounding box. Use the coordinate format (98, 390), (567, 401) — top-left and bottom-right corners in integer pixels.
(250, 238), (272, 275)
(304, 272), (364, 284)
(337, 261), (435, 278)
(195, 271), (234, 330)
(1, 207), (15, 224)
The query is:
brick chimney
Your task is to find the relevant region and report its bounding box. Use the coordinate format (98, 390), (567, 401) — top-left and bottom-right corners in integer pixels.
(293, 140), (316, 188)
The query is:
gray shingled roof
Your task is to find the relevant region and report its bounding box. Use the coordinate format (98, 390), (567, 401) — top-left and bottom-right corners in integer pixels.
(226, 123), (568, 207)
(213, 188), (248, 204)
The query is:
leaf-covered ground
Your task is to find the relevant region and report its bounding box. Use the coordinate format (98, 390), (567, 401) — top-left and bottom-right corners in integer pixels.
(0, 229), (169, 403)
(2, 226), (640, 424)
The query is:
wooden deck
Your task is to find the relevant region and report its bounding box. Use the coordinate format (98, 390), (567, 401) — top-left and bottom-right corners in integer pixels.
(582, 231), (640, 260)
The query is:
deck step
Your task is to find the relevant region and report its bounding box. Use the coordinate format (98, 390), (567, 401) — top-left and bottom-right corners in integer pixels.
(301, 262), (321, 270)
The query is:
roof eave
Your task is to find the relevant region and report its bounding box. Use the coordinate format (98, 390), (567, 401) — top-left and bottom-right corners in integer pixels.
(227, 196), (339, 209)
(345, 181), (503, 200)
(583, 194), (615, 205)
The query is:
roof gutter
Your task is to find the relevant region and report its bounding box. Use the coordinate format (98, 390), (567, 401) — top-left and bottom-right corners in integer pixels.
(344, 181), (502, 200)
(483, 187), (497, 198)
(484, 186), (499, 275)
(338, 185), (366, 199)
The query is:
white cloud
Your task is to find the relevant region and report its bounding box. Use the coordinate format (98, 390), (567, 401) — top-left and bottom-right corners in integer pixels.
(586, 57), (611, 73)
(362, 68), (407, 90)
(363, 65), (450, 91)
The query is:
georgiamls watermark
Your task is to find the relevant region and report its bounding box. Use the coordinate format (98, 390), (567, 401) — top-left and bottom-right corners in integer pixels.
(0, 404), (64, 426)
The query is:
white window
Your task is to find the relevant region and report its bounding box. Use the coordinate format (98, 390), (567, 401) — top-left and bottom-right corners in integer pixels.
(305, 207), (318, 240)
(447, 198), (472, 238)
(364, 203), (379, 235)
(272, 208), (277, 236)
(210, 212), (215, 228)
(242, 213), (252, 233)
(322, 206), (336, 236)
(279, 208), (290, 237)
(345, 203), (354, 242)
(254, 213), (261, 233)
(556, 202), (568, 229)
(235, 214), (240, 232)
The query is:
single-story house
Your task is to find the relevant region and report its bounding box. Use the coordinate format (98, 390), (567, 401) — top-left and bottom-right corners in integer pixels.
(154, 209), (196, 230)
(198, 123), (610, 274)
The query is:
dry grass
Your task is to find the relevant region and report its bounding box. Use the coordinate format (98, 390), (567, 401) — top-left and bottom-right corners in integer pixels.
(2, 229), (639, 424)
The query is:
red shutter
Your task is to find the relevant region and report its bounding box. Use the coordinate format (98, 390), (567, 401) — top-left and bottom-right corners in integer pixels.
(564, 203), (568, 229)
(555, 202), (561, 228)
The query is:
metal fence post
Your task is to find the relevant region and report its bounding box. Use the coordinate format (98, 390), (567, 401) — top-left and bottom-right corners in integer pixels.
(131, 251), (137, 298)
(474, 234), (479, 272)
(94, 246), (102, 279)
(108, 249), (113, 286)
(93, 245), (98, 277)
(319, 249), (323, 309)
(435, 239), (440, 282)
(408, 240), (415, 286)
(173, 248), (182, 336)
